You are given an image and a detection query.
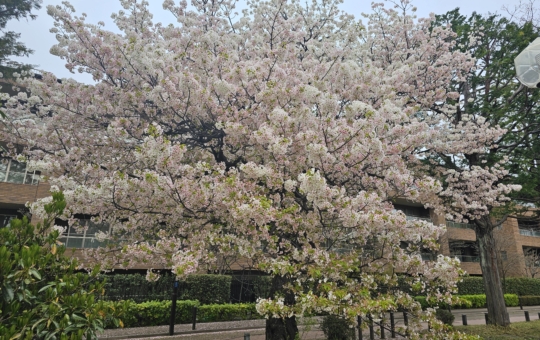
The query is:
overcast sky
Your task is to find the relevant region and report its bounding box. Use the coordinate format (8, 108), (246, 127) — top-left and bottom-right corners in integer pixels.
(6, 0), (518, 83)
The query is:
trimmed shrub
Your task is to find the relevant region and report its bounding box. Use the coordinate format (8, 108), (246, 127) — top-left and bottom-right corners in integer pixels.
(103, 299), (199, 328)
(252, 275), (273, 299)
(321, 315), (355, 340)
(100, 273), (232, 304)
(457, 277), (540, 296)
(198, 303), (260, 322)
(100, 272), (175, 302)
(181, 274), (232, 304)
(504, 278), (540, 296)
(102, 300), (262, 328)
(435, 309), (455, 326)
(414, 294), (519, 309)
(456, 277), (484, 295)
(518, 295), (540, 306)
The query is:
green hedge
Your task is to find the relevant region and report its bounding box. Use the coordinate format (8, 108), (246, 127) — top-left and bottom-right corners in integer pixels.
(182, 275), (231, 304)
(102, 300), (199, 328)
(519, 295), (540, 306)
(198, 303), (260, 322)
(414, 294), (519, 309)
(102, 300), (260, 328)
(100, 273), (232, 304)
(457, 277), (540, 296)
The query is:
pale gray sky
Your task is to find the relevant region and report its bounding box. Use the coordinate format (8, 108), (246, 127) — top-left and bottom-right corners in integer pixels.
(6, 0), (519, 83)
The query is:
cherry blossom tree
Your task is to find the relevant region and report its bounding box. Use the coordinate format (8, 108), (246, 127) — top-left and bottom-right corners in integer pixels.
(0, 0), (511, 338)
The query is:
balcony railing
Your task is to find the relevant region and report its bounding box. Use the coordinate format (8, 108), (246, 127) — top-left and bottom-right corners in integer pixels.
(519, 229), (540, 238)
(452, 255), (480, 263)
(406, 216), (431, 222)
(447, 221), (475, 230)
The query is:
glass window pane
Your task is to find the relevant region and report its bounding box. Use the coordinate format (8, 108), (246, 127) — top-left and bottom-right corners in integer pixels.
(66, 237), (83, 248)
(6, 161), (27, 184)
(0, 160), (8, 182)
(24, 171), (40, 185)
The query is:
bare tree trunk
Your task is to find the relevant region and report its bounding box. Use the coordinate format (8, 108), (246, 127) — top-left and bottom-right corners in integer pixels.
(476, 217), (511, 326)
(265, 275), (298, 340)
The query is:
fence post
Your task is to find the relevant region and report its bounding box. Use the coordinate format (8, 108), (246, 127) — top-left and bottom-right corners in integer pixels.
(519, 295), (523, 310)
(368, 315), (375, 340)
(403, 311), (408, 326)
(357, 316), (363, 340)
(380, 313), (386, 339)
(484, 313), (488, 324)
(389, 312), (395, 338)
(169, 280), (178, 336)
(462, 314), (467, 326)
(244, 333), (251, 340)
(525, 310), (530, 322)
(192, 306), (197, 330)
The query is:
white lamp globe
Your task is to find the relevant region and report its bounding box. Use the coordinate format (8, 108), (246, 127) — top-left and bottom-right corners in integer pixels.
(515, 37), (540, 88)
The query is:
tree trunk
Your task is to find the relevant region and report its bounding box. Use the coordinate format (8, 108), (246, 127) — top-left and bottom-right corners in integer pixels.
(476, 217), (510, 326)
(265, 275), (298, 340)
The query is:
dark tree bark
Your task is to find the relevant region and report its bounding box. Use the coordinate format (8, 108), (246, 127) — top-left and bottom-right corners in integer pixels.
(475, 216), (511, 326)
(265, 275), (299, 340)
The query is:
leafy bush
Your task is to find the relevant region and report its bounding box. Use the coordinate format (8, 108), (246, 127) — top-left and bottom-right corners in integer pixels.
(102, 300), (199, 328)
(252, 275), (272, 299)
(414, 294), (519, 309)
(456, 277), (485, 295)
(100, 273), (231, 304)
(198, 303), (260, 322)
(518, 295), (540, 306)
(457, 277), (540, 296)
(181, 274), (231, 304)
(321, 315), (355, 340)
(102, 300), (262, 328)
(435, 309), (455, 326)
(0, 192), (122, 339)
(100, 272), (175, 302)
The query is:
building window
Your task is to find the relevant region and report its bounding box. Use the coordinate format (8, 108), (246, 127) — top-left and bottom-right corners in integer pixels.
(394, 204), (431, 221)
(57, 218), (110, 248)
(500, 251), (508, 261)
(518, 218), (540, 238)
(0, 159), (40, 185)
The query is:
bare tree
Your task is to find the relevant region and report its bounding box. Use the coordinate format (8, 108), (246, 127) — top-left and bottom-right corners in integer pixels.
(523, 249), (540, 278)
(493, 230), (524, 283)
(503, 0), (540, 28)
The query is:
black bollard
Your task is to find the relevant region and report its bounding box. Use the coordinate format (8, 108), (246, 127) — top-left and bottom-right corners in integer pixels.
(538, 312), (540, 320)
(192, 306), (197, 330)
(484, 313), (488, 324)
(390, 312), (395, 338)
(462, 314), (467, 326)
(169, 281), (179, 336)
(357, 316), (363, 340)
(519, 295), (523, 310)
(525, 310), (530, 322)
(368, 315), (375, 340)
(403, 311), (408, 326)
(380, 314), (386, 339)
(244, 333), (250, 340)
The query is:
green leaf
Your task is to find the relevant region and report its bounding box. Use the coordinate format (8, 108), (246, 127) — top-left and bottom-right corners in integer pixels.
(3, 285), (14, 301)
(30, 268), (42, 280)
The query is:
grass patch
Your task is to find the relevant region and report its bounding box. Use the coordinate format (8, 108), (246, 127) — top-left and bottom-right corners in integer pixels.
(455, 320), (540, 339)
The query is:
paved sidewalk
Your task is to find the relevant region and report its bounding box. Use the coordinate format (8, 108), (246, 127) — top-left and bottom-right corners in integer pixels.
(98, 306), (540, 339)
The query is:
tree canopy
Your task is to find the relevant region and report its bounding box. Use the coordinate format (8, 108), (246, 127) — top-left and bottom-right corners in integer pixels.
(0, 0), (516, 338)
(0, 0), (41, 79)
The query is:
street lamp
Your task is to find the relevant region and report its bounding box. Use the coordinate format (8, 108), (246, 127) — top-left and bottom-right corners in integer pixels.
(515, 37), (540, 88)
